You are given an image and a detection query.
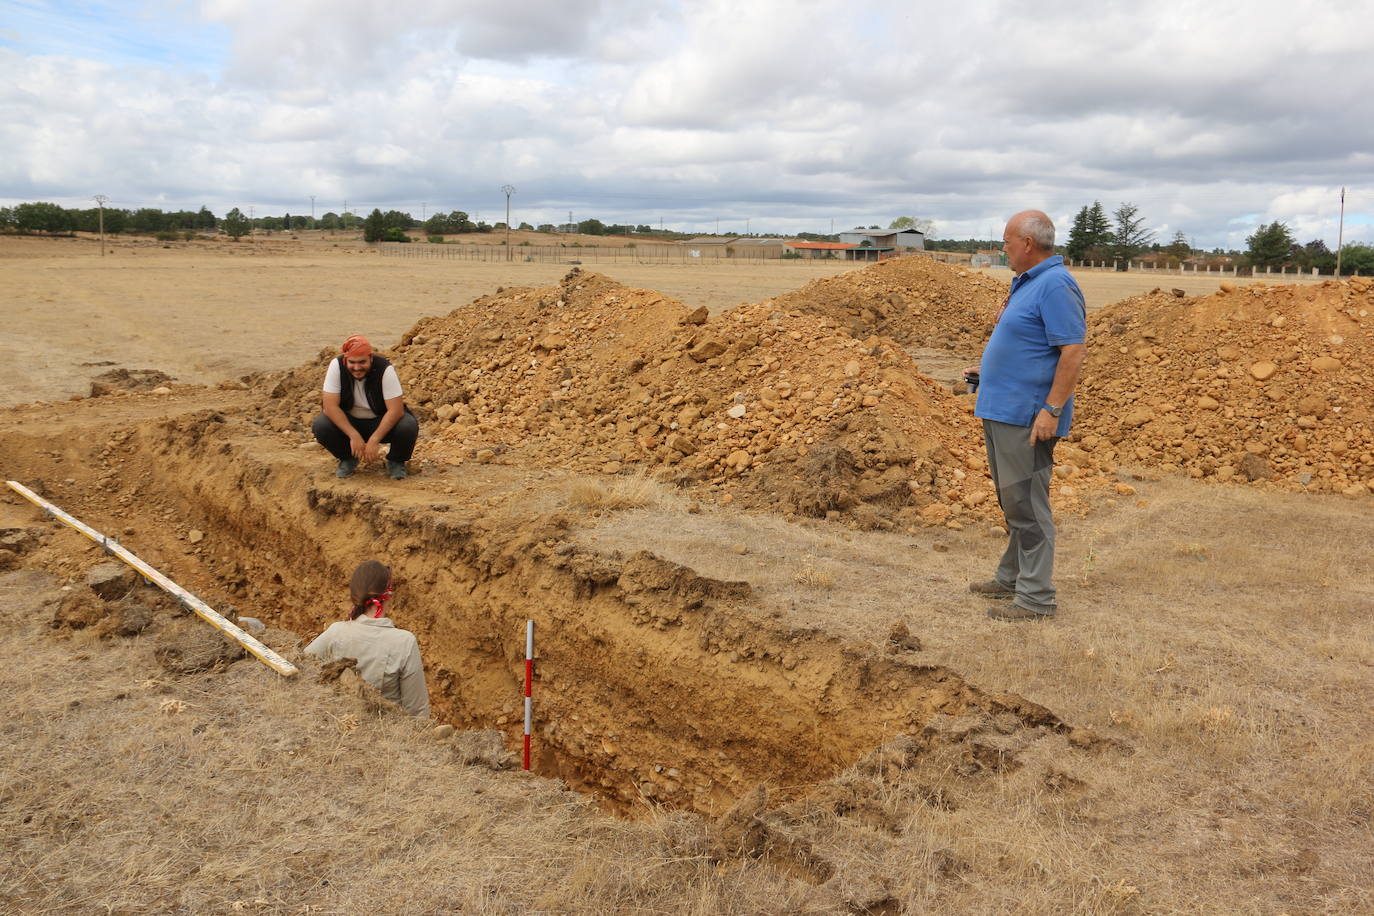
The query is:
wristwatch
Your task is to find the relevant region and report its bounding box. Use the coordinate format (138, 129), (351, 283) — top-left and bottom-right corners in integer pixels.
(1044, 403), (1063, 418)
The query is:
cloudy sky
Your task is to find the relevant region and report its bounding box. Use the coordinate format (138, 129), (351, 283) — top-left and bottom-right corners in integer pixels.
(1, 0), (1371, 249)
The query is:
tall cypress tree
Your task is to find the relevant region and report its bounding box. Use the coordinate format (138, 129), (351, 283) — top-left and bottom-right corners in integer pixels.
(1065, 205), (1092, 259)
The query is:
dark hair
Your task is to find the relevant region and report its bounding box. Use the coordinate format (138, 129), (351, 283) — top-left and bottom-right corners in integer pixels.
(349, 561), (392, 619)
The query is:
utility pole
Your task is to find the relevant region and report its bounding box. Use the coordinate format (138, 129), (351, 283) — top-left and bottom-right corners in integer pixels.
(93, 194), (108, 257)
(1336, 187), (1346, 277)
(310, 195), (315, 221)
(568, 210), (573, 233)
(746, 218), (750, 236)
(502, 185), (515, 260)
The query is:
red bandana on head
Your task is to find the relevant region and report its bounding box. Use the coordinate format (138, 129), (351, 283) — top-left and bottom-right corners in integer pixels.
(341, 335), (373, 359)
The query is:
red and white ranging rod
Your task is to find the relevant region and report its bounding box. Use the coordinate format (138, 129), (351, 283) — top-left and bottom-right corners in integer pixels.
(523, 619), (534, 771)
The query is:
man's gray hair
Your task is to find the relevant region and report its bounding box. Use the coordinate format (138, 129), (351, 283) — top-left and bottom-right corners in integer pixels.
(1021, 212), (1055, 251)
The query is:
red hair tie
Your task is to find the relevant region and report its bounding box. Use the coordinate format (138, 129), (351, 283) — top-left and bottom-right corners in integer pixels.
(367, 582), (394, 618)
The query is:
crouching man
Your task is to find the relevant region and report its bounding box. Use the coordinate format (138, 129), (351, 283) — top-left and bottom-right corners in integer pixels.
(311, 334), (419, 480)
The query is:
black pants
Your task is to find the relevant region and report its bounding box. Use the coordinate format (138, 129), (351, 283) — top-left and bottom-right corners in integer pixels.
(312, 412), (419, 463)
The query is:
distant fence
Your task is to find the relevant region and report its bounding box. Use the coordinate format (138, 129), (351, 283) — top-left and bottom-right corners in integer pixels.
(1067, 259), (1356, 278)
(379, 243), (801, 264)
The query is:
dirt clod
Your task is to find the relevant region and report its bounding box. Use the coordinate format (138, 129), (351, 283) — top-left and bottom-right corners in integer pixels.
(154, 620), (246, 673)
(452, 729), (516, 770)
(85, 562), (138, 600)
(90, 368), (174, 397)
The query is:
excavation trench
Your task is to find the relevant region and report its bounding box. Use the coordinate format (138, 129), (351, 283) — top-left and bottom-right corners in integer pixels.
(14, 408), (1080, 815)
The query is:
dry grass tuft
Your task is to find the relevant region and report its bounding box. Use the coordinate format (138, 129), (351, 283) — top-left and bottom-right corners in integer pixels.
(792, 555), (836, 590)
(566, 473), (677, 512)
(1173, 541), (1210, 559)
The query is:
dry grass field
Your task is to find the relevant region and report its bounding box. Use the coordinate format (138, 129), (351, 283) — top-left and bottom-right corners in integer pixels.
(0, 233), (1303, 408)
(2, 235), (1371, 914)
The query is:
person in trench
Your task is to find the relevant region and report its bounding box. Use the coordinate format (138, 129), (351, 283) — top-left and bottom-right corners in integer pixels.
(311, 334), (419, 480)
(305, 560), (430, 717)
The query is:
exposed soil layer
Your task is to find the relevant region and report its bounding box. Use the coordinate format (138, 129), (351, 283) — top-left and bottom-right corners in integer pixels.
(1, 399), (1098, 815)
(1069, 279), (1374, 496)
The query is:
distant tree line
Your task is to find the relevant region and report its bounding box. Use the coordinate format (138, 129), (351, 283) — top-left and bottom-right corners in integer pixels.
(0, 201), (372, 239)
(1059, 201), (1373, 274)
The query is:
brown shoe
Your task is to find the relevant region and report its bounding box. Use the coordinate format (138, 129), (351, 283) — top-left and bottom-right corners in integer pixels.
(969, 579), (1015, 599)
(986, 604), (1054, 622)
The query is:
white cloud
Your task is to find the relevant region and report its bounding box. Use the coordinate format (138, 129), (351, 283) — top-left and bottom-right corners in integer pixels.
(0, 1), (1371, 244)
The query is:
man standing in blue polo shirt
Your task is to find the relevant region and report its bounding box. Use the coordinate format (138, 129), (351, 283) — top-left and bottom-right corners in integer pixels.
(969, 210), (1087, 621)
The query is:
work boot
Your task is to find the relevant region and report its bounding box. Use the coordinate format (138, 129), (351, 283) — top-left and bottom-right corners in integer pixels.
(386, 459), (408, 480)
(968, 579), (1015, 599)
(986, 603), (1055, 622)
(336, 457), (358, 478)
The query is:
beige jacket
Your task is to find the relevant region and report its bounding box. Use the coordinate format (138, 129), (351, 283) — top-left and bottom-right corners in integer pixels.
(305, 617), (429, 717)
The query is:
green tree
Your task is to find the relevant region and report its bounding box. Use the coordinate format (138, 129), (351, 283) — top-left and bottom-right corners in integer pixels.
(319, 212), (341, 230)
(518, 221), (533, 231)
(1086, 202), (1112, 252)
(1245, 221), (1295, 268)
(577, 218), (606, 235)
(1339, 243), (1374, 275)
(131, 208), (165, 234)
(15, 201), (73, 233)
(222, 207), (250, 240)
(1064, 206), (1092, 259)
(363, 208), (386, 242)
(1291, 239), (1333, 272)
(1166, 230), (1191, 261)
(1112, 202), (1154, 262)
(165, 210), (198, 230)
(1066, 202), (1115, 260)
(100, 208), (129, 235)
(382, 210), (414, 230)
(196, 206), (217, 230)
(0, 206), (14, 229)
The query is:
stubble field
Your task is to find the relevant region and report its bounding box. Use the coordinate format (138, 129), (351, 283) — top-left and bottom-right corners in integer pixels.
(1, 234), (1370, 914)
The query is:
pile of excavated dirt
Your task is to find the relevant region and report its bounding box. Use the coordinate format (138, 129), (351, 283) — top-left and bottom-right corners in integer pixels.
(771, 255), (1007, 352)
(256, 266), (1016, 530)
(1069, 279), (1374, 497)
(89, 367), (174, 397)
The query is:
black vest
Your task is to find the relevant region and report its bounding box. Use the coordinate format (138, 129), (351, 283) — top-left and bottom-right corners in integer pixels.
(336, 354), (408, 416)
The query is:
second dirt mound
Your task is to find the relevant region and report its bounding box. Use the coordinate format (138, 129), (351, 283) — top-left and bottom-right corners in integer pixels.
(1069, 279), (1374, 496)
(771, 255), (1007, 352)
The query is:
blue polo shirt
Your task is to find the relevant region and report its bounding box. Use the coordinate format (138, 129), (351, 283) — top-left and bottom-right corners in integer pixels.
(974, 255), (1086, 436)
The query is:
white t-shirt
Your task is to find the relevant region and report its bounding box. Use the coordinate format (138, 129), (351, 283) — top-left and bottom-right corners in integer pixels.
(323, 359), (403, 419)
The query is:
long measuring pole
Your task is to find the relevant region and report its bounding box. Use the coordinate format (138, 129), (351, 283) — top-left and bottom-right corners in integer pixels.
(523, 619), (534, 770)
(6, 481), (298, 677)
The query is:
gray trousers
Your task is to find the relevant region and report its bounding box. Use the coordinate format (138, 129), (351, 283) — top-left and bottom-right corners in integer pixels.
(983, 419), (1059, 613)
